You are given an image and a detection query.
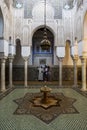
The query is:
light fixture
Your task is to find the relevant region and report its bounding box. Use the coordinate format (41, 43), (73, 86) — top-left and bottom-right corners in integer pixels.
(64, 4), (70, 10)
(40, 0), (51, 50)
(15, 1), (23, 9)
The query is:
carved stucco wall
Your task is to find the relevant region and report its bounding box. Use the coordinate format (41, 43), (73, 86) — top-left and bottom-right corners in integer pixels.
(0, 1), (11, 41)
(76, 17), (82, 41)
(13, 0), (77, 47)
(23, 26), (29, 45)
(1, 0), (84, 46)
(13, 0), (83, 47)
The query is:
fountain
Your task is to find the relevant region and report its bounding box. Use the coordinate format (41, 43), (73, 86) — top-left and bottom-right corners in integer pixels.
(33, 85), (61, 109)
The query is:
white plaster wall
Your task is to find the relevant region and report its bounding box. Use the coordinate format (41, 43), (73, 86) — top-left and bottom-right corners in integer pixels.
(78, 40), (83, 56)
(9, 44), (15, 55)
(0, 39), (9, 57)
(56, 47), (65, 57)
(76, 17), (82, 41)
(21, 46), (31, 57)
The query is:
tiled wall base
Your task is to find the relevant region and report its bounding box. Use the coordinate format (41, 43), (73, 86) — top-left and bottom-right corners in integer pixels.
(0, 66), (82, 82)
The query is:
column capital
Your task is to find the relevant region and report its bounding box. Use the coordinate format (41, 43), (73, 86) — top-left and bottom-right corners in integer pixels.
(72, 55), (78, 61)
(22, 57), (29, 61)
(8, 55), (14, 62)
(1, 58), (6, 63)
(80, 56), (87, 63)
(8, 54), (14, 59)
(58, 57), (64, 62)
(0, 55), (7, 59)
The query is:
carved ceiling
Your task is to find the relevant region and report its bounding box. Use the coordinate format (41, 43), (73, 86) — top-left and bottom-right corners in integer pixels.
(11, 0), (83, 18)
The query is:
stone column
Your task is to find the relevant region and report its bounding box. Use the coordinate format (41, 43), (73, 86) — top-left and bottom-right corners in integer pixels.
(24, 58), (28, 87)
(81, 57), (87, 91)
(1, 58), (6, 92)
(8, 56), (14, 87)
(59, 58), (63, 87)
(72, 55), (78, 87)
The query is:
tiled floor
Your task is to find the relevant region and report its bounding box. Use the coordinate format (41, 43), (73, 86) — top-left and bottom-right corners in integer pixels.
(0, 87), (87, 130)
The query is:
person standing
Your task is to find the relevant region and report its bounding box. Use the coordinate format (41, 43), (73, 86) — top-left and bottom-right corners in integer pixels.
(48, 65), (51, 81)
(38, 66), (44, 81)
(43, 65), (49, 81)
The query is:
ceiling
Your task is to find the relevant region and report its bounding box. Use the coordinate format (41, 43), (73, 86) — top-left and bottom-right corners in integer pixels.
(7, 0), (83, 19)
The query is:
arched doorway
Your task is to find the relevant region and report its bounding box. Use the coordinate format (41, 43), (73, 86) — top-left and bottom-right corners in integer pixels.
(0, 8), (4, 38)
(13, 39), (24, 82)
(13, 39), (24, 65)
(83, 12), (87, 38)
(63, 40), (73, 65)
(32, 28), (54, 66)
(0, 8), (4, 86)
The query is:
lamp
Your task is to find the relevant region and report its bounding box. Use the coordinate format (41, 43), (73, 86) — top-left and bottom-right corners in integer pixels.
(40, 0), (51, 50)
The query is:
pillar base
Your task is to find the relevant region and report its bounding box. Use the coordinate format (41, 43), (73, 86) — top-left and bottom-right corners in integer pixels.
(72, 85), (78, 88)
(8, 84), (15, 88)
(1, 88), (6, 92)
(24, 85), (29, 88)
(59, 85), (63, 88)
(80, 88), (87, 91)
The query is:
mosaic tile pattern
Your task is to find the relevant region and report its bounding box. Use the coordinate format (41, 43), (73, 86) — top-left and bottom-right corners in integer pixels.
(4, 66), (76, 81)
(0, 87), (14, 100)
(13, 92), (78, 124)
(73, 87), (87, 98)
(0, 88), (87, 130)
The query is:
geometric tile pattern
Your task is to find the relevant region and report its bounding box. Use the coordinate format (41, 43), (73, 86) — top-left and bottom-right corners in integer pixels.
(73, 87), (87, 98)
(0, 88), (87, 130)
(13, 92), (79, 124)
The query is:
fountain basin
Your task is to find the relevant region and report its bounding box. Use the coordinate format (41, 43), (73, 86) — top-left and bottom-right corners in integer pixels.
(33, 86), (61, 109)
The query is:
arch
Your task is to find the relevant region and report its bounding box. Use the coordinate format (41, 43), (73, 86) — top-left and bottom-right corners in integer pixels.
(32, 27), (54, 66)
(65, 40), (71, 45)
(65, 39), (71, 47)
(15, 36), (22, 44)
(63, 40), (73, 65)
(32, 25), (55, 38)
(0, 2), (9, 39)
(13, 39), (24, 65)
(0, 7), (4, 38)
(83, 11), (87, 39)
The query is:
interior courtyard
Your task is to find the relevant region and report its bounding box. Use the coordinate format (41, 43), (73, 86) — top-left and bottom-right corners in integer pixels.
(0, 0), (87, 130)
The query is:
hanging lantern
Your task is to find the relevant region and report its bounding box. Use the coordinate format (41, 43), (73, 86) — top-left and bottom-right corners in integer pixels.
(41, 28), (51, 50)
(40, 0), (51, 50)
